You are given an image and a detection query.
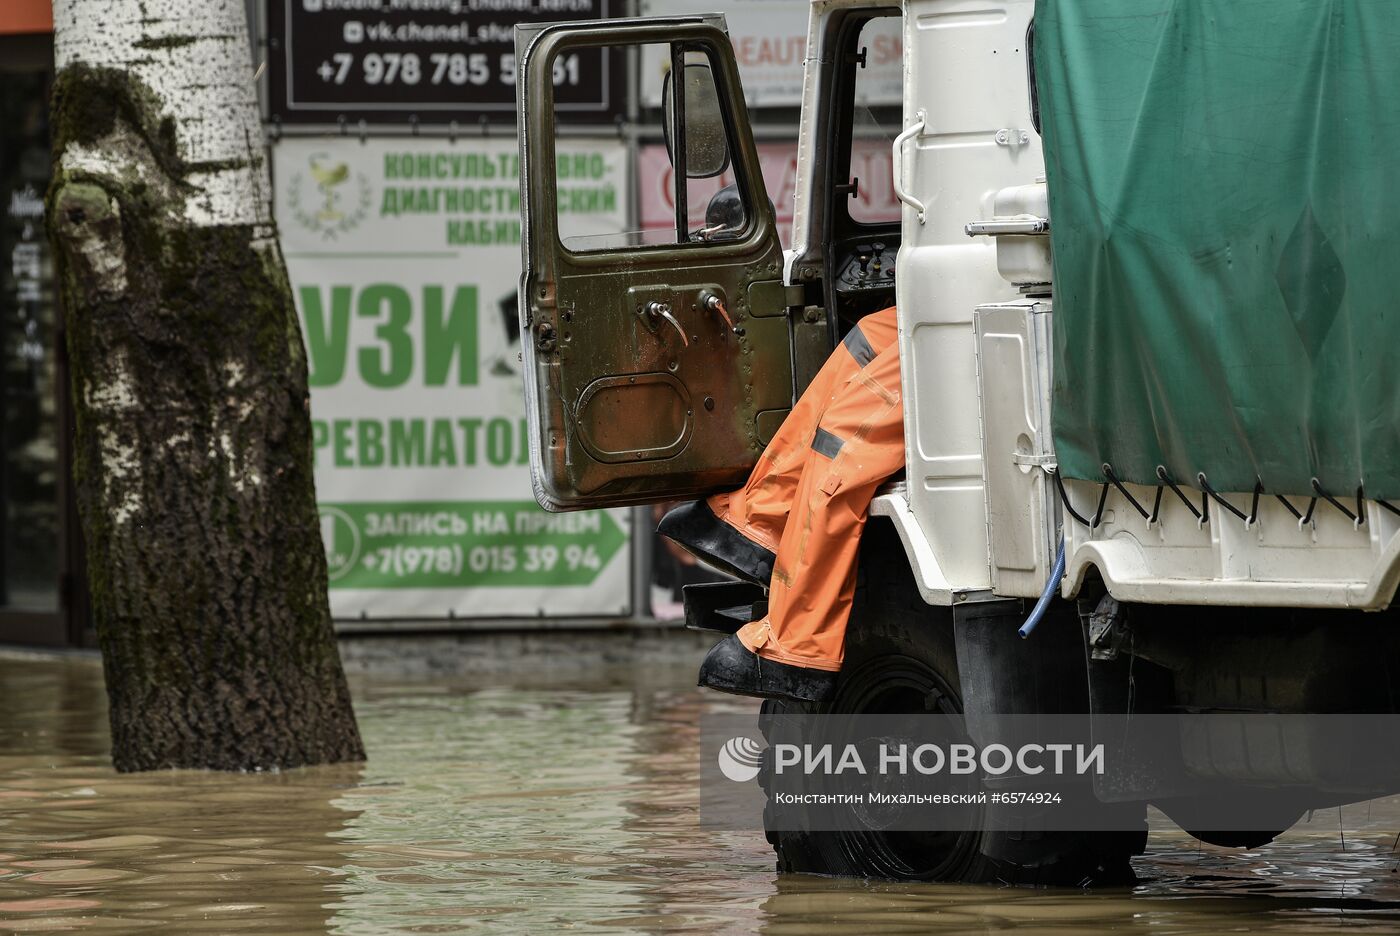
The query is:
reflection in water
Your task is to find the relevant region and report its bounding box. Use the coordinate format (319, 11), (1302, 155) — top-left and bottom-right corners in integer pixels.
(1, 651), (1399, 933)
(0, 653), (364, 931)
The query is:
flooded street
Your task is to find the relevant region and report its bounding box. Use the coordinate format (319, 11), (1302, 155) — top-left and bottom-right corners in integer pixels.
(2, 651), (1400, 934)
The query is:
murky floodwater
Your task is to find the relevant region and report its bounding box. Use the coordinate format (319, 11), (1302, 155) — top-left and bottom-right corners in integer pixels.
(2, 651), (1400, 933)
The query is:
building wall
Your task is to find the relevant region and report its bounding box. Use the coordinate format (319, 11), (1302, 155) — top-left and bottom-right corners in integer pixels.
(0, 0), (52, 37)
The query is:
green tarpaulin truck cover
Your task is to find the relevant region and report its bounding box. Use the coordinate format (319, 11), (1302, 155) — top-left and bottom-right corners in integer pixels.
(1036, 0), (1400, 501)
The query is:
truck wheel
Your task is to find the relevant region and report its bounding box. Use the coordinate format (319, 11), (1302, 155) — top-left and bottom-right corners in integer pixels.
(757, 520), (1145, 885)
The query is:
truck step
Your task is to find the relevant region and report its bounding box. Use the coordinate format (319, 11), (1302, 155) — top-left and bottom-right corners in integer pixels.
(682, 581), (767, 634)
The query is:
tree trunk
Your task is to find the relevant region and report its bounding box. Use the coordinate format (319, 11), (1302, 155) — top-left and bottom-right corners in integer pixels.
(47, 0), (365, 771)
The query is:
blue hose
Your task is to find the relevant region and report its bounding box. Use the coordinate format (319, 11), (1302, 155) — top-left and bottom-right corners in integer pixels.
(1018, 539), (1066, 639)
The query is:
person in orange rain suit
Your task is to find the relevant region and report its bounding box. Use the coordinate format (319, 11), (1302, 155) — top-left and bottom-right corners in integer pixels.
(657, 306), (904, 705)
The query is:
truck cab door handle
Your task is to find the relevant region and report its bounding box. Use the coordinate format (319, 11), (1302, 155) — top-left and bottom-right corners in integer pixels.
(703, 293), (744, 336)
(643, 300), (689, 347)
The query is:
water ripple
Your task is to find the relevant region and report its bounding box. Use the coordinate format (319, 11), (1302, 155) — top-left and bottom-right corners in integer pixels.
(1, 655), (1398, 933)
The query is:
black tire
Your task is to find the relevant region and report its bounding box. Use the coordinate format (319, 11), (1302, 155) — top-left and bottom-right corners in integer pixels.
(759, 520), (1146, 885)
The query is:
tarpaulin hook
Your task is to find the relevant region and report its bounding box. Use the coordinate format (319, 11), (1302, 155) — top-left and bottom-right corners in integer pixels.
(1198, 472), (1248, 525)
(1246, 480), (1264, 529)
(1051, 468), (1091, 527)
(1148, 485), (1165, 527)
(1311, 478), (1362, 529)
(1103, 464), (1150, 521)
(1155, 466), (1202, 521)
(1051, 468), (1108, 529)
(1300, 495), (1318, 530)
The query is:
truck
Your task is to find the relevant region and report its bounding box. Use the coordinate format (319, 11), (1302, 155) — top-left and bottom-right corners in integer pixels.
(514, 0), (1400, 884)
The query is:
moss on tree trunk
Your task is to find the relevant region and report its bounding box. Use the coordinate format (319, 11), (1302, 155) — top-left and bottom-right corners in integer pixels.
(48, 64), (364, 771)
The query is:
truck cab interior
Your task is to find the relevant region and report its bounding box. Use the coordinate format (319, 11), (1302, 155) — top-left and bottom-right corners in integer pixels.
(793, 7), (903, 356)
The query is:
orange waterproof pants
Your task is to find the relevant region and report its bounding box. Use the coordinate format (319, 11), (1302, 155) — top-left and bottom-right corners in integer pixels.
(708, 307), (905, 671)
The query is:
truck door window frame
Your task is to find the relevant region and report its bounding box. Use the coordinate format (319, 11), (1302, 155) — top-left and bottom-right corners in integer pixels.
(829, 8), (903, 237)
(787, 6), (903, 348)
(533, 31), (765, 261)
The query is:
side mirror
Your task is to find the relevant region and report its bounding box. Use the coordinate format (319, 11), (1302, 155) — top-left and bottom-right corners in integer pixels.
(662, 62), (730, 179)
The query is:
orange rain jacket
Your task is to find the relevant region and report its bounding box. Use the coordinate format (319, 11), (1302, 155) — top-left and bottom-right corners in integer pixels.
(708, 307), (903, 671)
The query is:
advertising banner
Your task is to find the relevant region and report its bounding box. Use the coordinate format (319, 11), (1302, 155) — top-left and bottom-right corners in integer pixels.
(267, 0), (623, 124)
(637, 139), (899, 244)
(637, 0), (902, 108)
(273, 136), (633, 619)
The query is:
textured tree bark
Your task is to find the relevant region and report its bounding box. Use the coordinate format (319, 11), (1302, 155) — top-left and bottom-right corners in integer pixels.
(47, 0), (365, 770)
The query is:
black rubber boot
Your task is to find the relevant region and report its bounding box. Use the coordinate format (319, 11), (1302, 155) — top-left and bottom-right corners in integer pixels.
(697, 633), (837, 704)
(657, 500), (775, 587)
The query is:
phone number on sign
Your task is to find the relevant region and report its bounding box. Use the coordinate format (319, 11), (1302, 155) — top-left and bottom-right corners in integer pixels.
(316, 52), (581, 86)
(363, 543), (603, 578)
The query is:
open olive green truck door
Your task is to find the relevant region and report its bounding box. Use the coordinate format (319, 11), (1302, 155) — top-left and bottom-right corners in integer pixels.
(1037, 0), (1400, 503)
(515, 17), (797, 512)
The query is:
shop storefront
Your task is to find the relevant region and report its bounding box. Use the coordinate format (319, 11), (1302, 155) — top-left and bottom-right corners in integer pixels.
(0, 0), (897, 645)
(262, 0), (901, 628)
(0, 5), (93, 647)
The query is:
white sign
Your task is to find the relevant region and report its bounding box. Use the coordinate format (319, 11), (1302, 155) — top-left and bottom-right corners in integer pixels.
(273, 137), (633, 619)
(638, 0), (903, 108)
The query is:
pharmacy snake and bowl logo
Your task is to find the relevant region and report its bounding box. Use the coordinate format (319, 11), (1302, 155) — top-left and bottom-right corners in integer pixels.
(287, 152), (372, 240)
(718, 736), (766, 783)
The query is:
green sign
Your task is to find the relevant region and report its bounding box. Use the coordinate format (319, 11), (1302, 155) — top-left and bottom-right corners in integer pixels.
(278, 137), (632, 618)
(318, 501), (627, 590)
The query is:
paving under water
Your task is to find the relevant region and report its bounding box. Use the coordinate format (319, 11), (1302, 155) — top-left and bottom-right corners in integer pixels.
(2, 650), (1398, 934)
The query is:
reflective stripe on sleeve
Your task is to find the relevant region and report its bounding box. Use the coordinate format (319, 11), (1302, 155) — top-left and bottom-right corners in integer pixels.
(811, 427), (845, 459)
(842, 326), (876, 367)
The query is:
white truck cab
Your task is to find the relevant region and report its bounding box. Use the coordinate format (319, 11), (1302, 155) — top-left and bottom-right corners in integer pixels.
(516, 1), (1400, 883)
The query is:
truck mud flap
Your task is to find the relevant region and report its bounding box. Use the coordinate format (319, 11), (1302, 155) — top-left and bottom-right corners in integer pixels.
(952, 598), (1089, 731)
